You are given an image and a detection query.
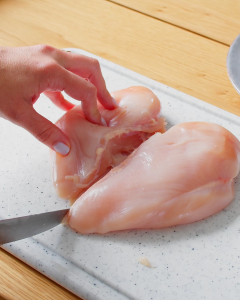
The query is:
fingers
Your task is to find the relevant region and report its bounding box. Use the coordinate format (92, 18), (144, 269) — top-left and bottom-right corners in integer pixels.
(14, 103), (70, 156)
(44, 83), (103, 125)
(64, 71), (103, 124)
(37, 46), (117, 123)
(44, 91), (75, 111)
(46, 66), (104, 125)
(54, 50), (118, 110)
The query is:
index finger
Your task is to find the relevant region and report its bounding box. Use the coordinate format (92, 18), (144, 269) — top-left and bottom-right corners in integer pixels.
(54, 49), (118, 110)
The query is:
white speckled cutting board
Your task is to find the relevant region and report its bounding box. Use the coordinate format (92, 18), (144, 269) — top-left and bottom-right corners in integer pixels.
(1, 48), (240, 300)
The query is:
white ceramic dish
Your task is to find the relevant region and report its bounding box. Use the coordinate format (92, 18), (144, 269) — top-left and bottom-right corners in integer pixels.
(1, 48), (240, 300)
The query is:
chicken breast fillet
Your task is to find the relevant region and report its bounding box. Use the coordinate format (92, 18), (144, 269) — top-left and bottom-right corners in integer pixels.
(52, 86), (165, 201)
(68, 122), (240, 234)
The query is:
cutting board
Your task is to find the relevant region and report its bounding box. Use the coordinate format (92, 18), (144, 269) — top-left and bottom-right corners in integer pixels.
(1, 48), (240, 300)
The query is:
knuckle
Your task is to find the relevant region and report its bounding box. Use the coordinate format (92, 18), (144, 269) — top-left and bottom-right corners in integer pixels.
(33, 45), (59, 77)
(90, 58), (100, 72)
(35, 126), (54, 143)
(37, 44), (55, 54)
(86, 83), (97, 99)
(42, 61), (59, 75)
(37, 60), (61, 86)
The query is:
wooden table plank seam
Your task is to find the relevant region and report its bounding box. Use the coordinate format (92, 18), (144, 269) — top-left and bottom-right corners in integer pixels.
(106, 0), (240, 45)
(105, 0), (230, 46)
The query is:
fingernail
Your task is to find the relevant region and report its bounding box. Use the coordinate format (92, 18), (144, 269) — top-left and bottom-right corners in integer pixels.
(112, 97), (119, 108)
(53, 142), (70, 156)
(101, 117), (107, 126)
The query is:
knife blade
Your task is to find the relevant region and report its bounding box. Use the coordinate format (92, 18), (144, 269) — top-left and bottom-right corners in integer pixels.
(0, 209), (69, 245)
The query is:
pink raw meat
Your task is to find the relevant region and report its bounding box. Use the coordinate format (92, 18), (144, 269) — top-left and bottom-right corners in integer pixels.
(68, 122), (240, 234)
(51, 86), (166, 201)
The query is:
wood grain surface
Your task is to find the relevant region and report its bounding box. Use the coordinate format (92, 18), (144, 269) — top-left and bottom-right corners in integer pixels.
(0, 0), (239, 115)
(0, 0), (239, 299)
(0, 248), (79, 299)
(108, 0), (240, 45)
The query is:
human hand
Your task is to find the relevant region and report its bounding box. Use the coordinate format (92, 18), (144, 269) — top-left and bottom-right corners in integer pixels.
(0, 45), (117, 155)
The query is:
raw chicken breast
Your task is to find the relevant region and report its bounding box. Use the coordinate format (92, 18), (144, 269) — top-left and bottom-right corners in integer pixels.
(68, 122), (240, 234)
(52, 87), (165, 201)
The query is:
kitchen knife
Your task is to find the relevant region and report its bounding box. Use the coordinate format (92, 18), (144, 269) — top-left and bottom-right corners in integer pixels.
(0, 209), (69, 245)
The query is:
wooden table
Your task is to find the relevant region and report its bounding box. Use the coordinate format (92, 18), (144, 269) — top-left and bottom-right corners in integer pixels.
(0, 0), (240, 299)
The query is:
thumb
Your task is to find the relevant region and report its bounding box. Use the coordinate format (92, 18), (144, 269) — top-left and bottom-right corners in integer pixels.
(17, 104), (70, 156)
